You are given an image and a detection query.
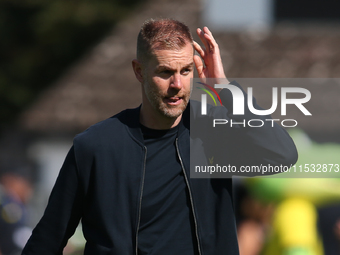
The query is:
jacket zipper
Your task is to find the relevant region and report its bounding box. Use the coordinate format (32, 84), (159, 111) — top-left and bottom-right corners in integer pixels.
(135, 146), (147, 255)
(175, 138), (202, 255)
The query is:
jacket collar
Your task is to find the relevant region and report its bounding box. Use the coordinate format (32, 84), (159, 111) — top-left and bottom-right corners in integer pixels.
(118, 103), (190, 144)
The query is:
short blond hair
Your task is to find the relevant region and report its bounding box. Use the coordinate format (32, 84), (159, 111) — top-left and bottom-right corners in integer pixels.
(137, 18), (193, 63)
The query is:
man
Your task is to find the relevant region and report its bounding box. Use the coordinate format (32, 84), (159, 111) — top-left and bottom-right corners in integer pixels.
(22, 18), (297, 255)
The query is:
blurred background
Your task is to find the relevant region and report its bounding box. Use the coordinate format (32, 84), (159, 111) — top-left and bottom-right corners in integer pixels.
(0, 0), (340, 254)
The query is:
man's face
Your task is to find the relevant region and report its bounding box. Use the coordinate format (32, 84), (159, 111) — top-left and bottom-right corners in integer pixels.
(141, 43), (194, 120)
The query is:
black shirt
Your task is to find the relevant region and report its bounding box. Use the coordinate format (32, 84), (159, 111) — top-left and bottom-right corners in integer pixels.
(138, 124), (198, 255)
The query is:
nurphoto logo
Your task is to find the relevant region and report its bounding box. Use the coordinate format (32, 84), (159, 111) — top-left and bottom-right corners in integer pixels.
(197, 81), (312, 128)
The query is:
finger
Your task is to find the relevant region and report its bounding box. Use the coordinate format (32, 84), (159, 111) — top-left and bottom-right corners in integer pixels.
(193, 41), (205, 59)
(196, 28), (210, 53)
(193, 55), (205, 79)
(203, 34), (215, 52)
(203, 29), (219, 52)
(203, 26), (213, 37)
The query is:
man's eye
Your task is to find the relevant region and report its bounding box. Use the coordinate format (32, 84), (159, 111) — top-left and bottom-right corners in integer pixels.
(160, 70), (172, 75)
(182, 69), (191, 75)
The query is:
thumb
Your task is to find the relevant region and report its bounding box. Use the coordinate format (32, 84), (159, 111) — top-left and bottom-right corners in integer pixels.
(194, 55), (205, 79)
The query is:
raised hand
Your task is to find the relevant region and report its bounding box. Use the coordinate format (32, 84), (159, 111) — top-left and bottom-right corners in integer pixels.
(193, 27), (228, 83)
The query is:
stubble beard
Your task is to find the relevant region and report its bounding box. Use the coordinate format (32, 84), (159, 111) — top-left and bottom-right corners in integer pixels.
(143, 80), (190, 119)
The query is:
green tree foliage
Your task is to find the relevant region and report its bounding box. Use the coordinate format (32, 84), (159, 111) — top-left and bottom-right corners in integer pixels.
(0, 0), (142, 125)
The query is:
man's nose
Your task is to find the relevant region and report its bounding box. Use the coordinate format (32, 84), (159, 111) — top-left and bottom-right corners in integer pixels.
(170, 73), (182, 90)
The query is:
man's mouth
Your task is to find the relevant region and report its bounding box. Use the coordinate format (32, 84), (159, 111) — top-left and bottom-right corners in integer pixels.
(164, 96), (183, 106)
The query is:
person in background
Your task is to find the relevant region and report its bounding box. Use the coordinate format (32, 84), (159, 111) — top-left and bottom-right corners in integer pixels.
(0, 165), (33, 255)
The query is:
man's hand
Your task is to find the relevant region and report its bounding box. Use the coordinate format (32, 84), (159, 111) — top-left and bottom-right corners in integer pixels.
(193, 27), (228, 83)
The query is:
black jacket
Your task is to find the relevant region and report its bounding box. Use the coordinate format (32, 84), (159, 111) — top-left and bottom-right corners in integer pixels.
(22, 87), (297, 255)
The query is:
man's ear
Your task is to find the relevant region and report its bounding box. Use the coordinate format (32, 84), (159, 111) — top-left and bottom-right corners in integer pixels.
(132, 59), (144, 83)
